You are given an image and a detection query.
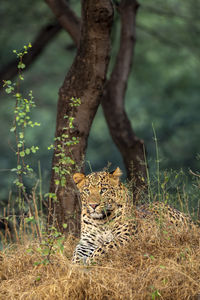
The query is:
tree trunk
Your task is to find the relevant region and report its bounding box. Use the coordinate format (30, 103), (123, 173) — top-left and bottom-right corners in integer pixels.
(49, 0), (113, 235)
(102, 0), (147, 195)
(46, 0), (147, 196)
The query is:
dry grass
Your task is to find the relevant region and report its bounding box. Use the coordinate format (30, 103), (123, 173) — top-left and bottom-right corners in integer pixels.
(0, 220), (200, 300)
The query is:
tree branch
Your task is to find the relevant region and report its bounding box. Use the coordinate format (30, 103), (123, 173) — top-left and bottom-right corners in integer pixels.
(137, 23), (180, 48)
(0, 22), (61, 88)
(142, 5), (190, 21)
(45, 0), (80, 46)
(102, 0), (146, 188)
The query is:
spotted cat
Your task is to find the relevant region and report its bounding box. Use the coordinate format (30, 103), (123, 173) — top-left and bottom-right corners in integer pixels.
(72, 168), (193, 264)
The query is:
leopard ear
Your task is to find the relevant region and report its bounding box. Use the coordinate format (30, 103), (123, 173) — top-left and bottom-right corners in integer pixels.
(111, 167), (122, 178)
(110, 167), (122, 184)
(73, 173), (85, 185)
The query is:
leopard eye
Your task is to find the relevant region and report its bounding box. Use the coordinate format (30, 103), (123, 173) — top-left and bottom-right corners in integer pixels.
(100, 188), (108, 194)
(83, 188), (90, 195)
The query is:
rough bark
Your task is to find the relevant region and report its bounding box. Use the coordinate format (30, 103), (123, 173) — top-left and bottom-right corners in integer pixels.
(102, 0), (147, 193)
(0, 22), (61, 88)
(49, 0), (113, 234)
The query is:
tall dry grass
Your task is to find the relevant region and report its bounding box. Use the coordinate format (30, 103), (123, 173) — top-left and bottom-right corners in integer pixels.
(0, 217), (200, 300)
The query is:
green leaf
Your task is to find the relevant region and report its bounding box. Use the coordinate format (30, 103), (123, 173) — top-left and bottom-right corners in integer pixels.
(25, 148), (30, 155)
(18, 62), (26, 69)
(31, 146), (36, 153)
(30, 146), (39, 153)
(48, 144), (54, 150)
(33, 261), (41, 266)
(26, 248), (33, 253)
(35, 276), (41, 282)
(42, 249), (51, 256)
(5, 88), (12, 94)
(53, 166), (59, 173)
(159, 265), (166, 269)
(19, 132), (24, 139)
(19, 151), (25, 157)
(25, 216), (35, 223)
(61, 177), (66, 187)
(10, 127), (16, 132)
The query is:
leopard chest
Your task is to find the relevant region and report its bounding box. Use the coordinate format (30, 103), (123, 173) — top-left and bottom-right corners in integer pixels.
(81, 217), (115, 245)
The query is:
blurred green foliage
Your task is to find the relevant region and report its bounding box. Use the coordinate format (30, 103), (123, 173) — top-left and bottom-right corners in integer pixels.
(0, 0), (199, 205)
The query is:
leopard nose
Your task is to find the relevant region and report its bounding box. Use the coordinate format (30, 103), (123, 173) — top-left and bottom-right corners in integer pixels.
(89, 203), (99, 209)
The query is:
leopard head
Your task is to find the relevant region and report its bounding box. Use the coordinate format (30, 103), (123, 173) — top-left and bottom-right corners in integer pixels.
(73, 168), (127, 222)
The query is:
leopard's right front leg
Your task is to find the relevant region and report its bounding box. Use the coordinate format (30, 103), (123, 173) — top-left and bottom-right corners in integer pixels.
(72, 238), (99, 265)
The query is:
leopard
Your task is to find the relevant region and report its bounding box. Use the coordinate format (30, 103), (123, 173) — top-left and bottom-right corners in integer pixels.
(72, 167), (194, 264)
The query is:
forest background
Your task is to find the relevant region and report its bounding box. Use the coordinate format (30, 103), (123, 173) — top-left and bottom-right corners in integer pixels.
(0, 0), (200, 207)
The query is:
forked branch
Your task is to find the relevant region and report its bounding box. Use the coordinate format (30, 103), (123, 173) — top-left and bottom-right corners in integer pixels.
(0, 22), (61, 87)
